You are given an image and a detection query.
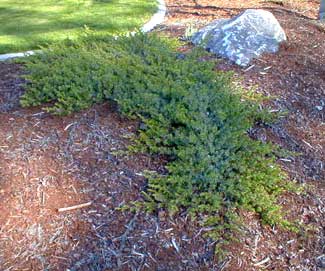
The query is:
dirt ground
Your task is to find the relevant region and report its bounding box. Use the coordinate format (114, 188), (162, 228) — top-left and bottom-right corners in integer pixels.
(0, 0), (324, 270)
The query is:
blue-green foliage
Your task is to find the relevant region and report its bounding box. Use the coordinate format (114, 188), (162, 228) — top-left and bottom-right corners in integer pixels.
(21, 34), (291, 233)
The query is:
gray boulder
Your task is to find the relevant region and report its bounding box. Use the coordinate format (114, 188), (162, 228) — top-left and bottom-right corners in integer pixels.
(320, 0), (325, 20)
(192, 9), (286, 66)
(317, 255), (325, 269)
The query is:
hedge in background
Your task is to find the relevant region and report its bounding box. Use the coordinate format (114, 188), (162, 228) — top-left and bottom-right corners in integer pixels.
(21, 34), (293, 236)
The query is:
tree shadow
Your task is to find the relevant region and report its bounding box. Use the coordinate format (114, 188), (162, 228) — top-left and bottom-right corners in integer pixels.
(167, 3), (317, 21)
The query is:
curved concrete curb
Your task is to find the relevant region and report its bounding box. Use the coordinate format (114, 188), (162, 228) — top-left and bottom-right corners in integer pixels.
(0, 50), (36, 62)
(141, 0), (166, 33)
(0, 0), (166, 62)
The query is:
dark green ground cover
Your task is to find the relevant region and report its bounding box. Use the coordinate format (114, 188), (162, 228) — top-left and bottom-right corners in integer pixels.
(20, 34), (296, 241)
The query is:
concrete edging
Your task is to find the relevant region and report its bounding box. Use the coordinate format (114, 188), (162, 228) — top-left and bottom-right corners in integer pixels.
(141, 0), (166, 33)
(0, 0), (167, 62)
(0, 51), (36, 62)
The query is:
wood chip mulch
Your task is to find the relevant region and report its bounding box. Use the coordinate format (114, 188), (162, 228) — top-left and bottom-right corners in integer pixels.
(0, 1), (324, 270)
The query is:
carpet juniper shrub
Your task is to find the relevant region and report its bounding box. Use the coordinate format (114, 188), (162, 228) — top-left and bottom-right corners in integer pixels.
(20, 33), (295, 240)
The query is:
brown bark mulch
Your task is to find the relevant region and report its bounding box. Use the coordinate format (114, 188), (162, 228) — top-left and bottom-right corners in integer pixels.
(0, 1), (324, 270)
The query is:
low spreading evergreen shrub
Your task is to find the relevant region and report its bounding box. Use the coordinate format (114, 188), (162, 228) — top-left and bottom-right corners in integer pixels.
(21, 33), (294, 238)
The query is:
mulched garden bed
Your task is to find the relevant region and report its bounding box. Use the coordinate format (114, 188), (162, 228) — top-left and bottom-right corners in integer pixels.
(0, 63), (215, 270)
(0, 0), (324, 270)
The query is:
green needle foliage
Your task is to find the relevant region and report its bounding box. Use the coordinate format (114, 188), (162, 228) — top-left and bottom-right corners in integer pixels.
(21, 34), (293, 238)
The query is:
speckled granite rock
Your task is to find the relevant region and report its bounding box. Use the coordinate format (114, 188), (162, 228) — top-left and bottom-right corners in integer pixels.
(317, 255), (325, 269)
(320, 0), (325, 19)
(192, 9), (286, 66)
